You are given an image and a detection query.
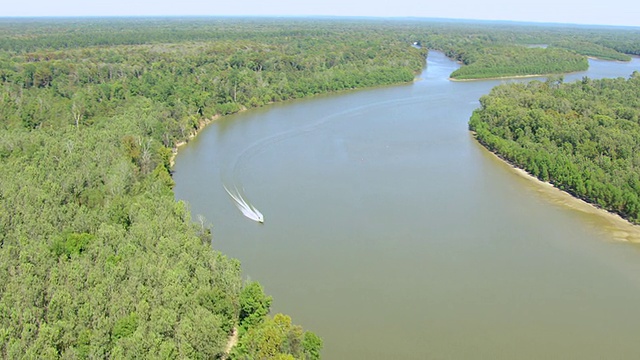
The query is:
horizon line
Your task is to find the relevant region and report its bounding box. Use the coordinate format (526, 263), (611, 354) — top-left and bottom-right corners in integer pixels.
(0, 15), (638, 29)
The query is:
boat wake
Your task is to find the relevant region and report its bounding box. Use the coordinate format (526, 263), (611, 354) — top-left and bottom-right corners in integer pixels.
(220, 93), (425, 225)
(223, 185), (264, 223)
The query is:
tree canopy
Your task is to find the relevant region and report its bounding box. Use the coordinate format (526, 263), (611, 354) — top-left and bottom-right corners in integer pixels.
(2, 16), (640, 358)
(470, 73), (640, 224)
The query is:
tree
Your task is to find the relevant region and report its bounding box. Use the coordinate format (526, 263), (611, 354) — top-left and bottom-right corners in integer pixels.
(239, 281), (273, 329)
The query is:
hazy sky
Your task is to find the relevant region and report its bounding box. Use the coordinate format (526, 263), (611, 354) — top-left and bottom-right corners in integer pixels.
(2, 0), (638, 27)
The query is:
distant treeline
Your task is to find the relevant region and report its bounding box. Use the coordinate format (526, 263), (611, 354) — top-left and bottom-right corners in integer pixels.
(470, 74), (640, 224)
(0, 20), (427, 136)
(448, 47), (588, 80)
(549, 40), (632, 61)
(418, 21), (640, 79)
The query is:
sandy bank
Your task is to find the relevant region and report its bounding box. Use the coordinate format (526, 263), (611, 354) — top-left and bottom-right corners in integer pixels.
(169, 114), (219, 168)
(169, 109), (248, 168)
(472, 134), (640, 243)
(450, 74), (546, 82)
(449, 68), (588, 82)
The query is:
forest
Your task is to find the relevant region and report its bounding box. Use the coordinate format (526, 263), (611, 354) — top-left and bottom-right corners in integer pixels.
(2, 17), (640, 358)
(470, 74), (640, 224)
(0, 18), (430, 359)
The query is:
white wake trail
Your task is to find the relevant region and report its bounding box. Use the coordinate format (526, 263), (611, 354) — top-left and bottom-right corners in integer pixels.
(220, 93), (424, 225)
(223, 185), (264, 223)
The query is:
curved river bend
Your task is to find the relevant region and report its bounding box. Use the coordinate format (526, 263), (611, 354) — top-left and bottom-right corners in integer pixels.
(174, 52), (640, 359)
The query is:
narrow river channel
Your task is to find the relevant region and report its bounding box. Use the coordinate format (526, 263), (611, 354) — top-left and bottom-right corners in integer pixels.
(174, 51), (640, 359)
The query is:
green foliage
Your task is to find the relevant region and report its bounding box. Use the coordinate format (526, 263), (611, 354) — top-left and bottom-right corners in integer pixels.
(112, 313), (138, 340)
(51, 232), (95, 258)
(449, 46), (588, 80)
(239, 281), (273, 329)
(303, 331), (323, 360)
(232, 313), (322, 360)
(471, 73), (640, 224)
(3, 16), (640, 359)
(550, 40), (632, 61)
(197, 287), (238, 334)
(0, 19), (426, 140)
(419, 20), (640, 78)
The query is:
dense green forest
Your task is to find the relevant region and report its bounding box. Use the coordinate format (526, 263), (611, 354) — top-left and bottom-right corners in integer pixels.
(0, 18), (431, 359)
(2, 17), (640, 358)
(470, 73), (640, 224)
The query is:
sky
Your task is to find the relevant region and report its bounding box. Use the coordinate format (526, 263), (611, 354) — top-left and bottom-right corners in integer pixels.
(1, 0), (639, 28)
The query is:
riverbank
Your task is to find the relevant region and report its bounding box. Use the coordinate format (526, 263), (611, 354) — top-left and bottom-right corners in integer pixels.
(450, 74), (546, 82)
(168, 71), (426, 168)
(448, 65), (599, 82)
(449, 69), (588, 82)
(170, 114), (218, 168)
(472, 133), (640, 243)
(169, 108), (252, 167)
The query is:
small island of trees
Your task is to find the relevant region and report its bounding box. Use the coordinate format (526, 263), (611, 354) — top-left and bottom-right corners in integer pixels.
(470, 73), (640, 224)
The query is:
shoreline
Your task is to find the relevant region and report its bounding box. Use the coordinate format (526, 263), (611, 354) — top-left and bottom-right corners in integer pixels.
(586, 55), (633, 63)
(168, 108), (251, 168)
(450, 74), (547, 82)
(169, 114), (221, 168)
(447, 53), (632, 82)
(449, 69), (588, 82)
(168, 73), (424, 168)
(472, 133), (640, 243)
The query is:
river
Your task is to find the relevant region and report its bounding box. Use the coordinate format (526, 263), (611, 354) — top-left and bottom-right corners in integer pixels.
(173, 52), (640, 359)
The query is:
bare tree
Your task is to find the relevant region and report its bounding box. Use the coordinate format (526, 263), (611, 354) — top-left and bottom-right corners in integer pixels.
(71, 102), (84, 130)
(138, 137), (153, 174)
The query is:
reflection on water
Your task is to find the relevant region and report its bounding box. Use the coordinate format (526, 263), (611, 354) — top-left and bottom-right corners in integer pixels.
(174, 52), (640, 359)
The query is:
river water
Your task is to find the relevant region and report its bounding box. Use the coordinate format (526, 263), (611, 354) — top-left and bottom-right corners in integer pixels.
(174, 52), (640, 359)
